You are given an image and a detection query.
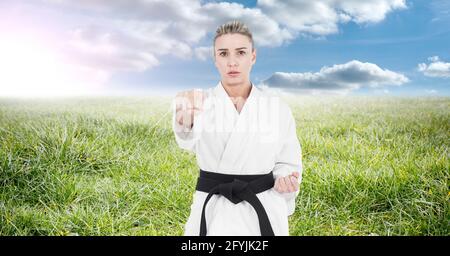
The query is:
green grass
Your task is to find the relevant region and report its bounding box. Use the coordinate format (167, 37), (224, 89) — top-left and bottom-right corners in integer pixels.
(0, 96), (448, 235)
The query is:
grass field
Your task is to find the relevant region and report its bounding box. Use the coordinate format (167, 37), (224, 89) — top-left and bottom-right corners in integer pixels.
(0, 96), (448, 235)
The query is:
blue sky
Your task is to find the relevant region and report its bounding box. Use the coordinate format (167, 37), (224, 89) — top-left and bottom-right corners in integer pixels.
(0, 0), (449, 97)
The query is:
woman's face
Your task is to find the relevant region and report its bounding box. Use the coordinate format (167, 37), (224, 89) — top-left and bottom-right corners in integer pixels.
(214, 33), (256, 87)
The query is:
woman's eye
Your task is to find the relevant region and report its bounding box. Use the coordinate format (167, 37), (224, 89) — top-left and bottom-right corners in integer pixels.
(219, 52), (227, 57)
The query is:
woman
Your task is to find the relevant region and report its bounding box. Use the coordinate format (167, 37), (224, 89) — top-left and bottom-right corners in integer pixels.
(173, 20), (302, 236)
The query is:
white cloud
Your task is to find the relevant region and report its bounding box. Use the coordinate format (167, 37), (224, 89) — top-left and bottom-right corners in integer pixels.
(66, 25), (160, 71)
(418, 56), (450, 78)
(201, 2), (295, 47)
(261, 60), (409, 94)
(334, 0), (407, 23)
(257, 1), (341, 35)
(194, 46), (213, 61)
(257, 0), (407, 35)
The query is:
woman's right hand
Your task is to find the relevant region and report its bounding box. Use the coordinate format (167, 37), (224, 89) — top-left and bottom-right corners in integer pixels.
(175, 89), (206, 129)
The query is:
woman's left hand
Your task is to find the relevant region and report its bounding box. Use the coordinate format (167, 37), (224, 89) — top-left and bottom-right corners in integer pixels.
(274, 172), (299, 193)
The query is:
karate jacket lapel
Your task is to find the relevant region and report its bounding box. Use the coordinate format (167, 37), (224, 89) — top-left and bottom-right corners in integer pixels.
(214, 81), (260, 172)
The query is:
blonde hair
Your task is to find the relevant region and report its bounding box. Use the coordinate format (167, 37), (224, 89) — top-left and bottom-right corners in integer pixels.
(213, 20), (254, 51)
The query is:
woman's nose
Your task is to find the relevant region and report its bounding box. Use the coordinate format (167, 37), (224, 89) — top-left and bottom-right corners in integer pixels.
(227, 57), (238, 67)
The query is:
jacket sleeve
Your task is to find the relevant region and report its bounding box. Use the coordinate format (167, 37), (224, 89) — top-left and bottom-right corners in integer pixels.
(272, 104), (303, 216)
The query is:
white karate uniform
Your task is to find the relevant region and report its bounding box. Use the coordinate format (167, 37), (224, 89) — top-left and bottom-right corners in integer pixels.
(172, 81), (302, 236)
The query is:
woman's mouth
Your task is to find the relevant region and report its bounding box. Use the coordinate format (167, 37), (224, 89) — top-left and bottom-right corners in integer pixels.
(227, 71), (240, 77)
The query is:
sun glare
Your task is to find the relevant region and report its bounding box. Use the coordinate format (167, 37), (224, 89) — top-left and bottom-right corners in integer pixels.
(0, 38), (86, 97)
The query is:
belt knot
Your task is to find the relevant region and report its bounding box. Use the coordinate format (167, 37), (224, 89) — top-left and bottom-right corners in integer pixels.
(218, 179), (250, 204)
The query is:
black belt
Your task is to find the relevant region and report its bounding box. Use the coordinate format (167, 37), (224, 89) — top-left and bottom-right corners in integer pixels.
(195, 169), (275, 236)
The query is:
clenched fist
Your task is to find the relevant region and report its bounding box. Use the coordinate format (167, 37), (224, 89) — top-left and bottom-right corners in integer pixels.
(274, 172), (300, 193)
(175, 89), (206, 129)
